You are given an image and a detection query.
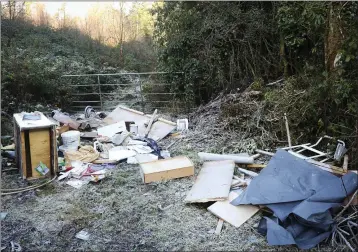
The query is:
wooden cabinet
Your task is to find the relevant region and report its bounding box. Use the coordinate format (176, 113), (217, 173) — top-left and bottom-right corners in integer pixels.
(13, 112), (58, 180)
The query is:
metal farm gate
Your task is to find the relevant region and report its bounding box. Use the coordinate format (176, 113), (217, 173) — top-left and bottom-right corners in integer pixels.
(62, 72), (191, 114)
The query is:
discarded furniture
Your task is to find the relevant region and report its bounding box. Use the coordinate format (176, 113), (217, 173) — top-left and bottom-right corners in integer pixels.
(255, 148), (346, 175)
(282, 135), (347, 162)
(140, 156), (194, 183)
(13, 112), (58, 179)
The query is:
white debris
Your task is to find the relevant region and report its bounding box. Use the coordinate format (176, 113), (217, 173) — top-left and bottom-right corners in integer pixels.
(76, 230), (90, 240)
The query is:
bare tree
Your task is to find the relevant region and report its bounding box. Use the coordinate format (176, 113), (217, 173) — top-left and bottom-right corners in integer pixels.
(3, 0), (25, 20)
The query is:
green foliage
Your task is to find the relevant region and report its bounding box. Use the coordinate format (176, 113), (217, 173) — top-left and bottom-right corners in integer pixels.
(251, 78), (264, 91)
(154, 1), (358, 163)
(264, 72), (357, 144)
(154, 2), (280, 105)
(277, 2), (327, 70)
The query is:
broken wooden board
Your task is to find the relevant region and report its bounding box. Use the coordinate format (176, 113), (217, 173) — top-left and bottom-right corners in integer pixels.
(246, 164), (266, 169)
(147, 118), (176, 142)
(184, 160), (235, 203)
(103, 106), (146, 124)
(57, 125), (70, 135)
(306, 159), (346, 175)
(97, 121), (126, 138)
(140, 156), (194, 183)
(102, 106), (148, 134)
(103, 106), (176, 141)
(208, 191), (260, 228)
(343, 155), (348, 172)
(215, 219), (224, 235)
(144, 109), (157, 137)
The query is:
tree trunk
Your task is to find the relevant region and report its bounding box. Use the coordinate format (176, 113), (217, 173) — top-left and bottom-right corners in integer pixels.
(325, 2), (344, 74)
(323, 2), (345, 133)
(280, 33), (288, 77)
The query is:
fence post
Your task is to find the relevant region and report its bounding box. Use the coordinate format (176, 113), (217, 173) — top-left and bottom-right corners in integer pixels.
(97, 75), (103, 111)
(138, 74), (145, 112)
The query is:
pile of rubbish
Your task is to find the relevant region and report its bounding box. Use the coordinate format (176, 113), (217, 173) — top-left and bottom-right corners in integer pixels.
(51, 106), (189, 188)
(1, 105), (189, 190)
(2, 103), (357, 250)
(184, 139), (357, 250)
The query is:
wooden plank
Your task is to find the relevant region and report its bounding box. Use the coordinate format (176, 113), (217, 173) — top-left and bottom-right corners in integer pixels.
(306, 159), (346, 175)
(102, 106), (148, 134)
(58, 125), (70, 135)
(343, 155), (348, 171)
(147, 119), (176, 141)
(140, 156), (194, 183)
(103, 105), (176, 141)
(184, 160), (235, 203)
(144, 109), (157, 137)
(215, 219), (224, 235)
(208, 191), (260, 228)
(246, 164), (266, 169)
(284, 113), (291, 147)
(28, 129), (51, 179)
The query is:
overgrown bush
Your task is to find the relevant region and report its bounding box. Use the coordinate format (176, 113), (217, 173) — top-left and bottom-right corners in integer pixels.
(154, 1), (358, 165)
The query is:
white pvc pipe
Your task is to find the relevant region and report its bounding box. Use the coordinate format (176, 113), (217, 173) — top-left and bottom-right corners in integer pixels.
(238, 168), (259, 177)
(198, 152), (254, 164)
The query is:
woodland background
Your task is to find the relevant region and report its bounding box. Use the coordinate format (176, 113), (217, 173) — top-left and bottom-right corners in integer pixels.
(1, 1), (357, 162)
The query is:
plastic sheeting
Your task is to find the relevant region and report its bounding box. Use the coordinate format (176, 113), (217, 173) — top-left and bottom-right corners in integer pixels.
(231, 149), (358, 249)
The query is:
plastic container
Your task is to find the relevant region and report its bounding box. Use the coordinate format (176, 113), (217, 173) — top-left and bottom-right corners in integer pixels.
(53, 111), (80, 129)
(61, 130), (80, 151)
(177, 119), (189, 131)
(129, 124), (138, 135)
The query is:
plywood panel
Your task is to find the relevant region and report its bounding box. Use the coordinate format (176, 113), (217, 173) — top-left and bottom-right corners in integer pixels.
(208, 191), (260, 228)
(147, 118), (176, 141)
(140, 156), (194, 183)
(29, 129), (51, 179)
(184, 160), (235, 203)
(103, 106), (176, 141)
(102, 106), (148, 135)
(98, 121), (126, 137)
